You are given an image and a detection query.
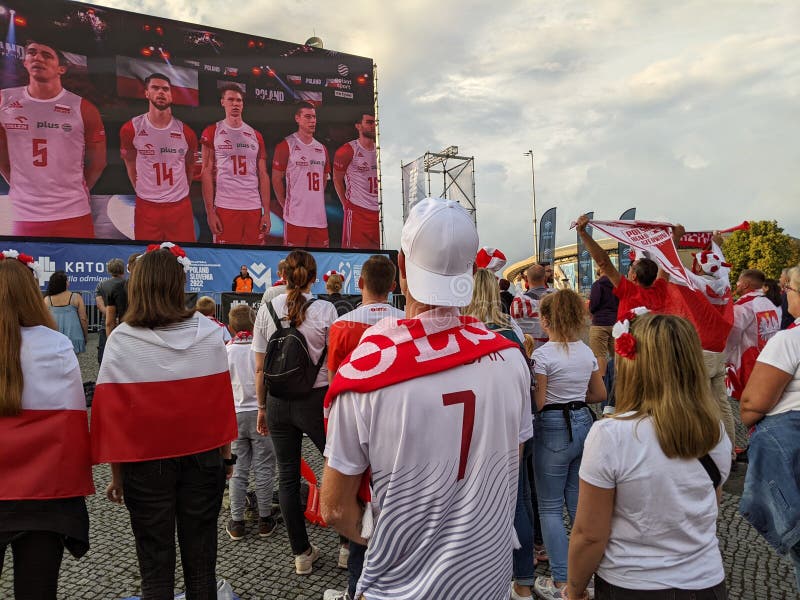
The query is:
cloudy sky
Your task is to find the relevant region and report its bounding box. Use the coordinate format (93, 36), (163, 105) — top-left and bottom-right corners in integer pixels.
(98, 0), (799, 266)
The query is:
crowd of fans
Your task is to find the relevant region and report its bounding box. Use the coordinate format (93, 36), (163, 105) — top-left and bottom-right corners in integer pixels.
(1, 201), (800, 600)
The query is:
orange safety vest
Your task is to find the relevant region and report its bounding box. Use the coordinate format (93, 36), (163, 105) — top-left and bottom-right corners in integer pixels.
(234, 276), (253, 293)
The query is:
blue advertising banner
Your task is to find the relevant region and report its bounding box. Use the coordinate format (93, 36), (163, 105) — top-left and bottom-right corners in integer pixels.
(617, 207), (637, 277)
(538, 207), (557, 265)
(9, 240), (389, 300)
(576, 211), (594, 296)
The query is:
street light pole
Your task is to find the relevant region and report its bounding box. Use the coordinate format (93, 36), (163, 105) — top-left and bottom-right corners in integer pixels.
(524, 149), (538, 261)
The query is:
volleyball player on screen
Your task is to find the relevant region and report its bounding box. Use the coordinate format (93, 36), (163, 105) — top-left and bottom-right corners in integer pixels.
(333, 112), (379, 249)
(272, 102), (330, 248)
(119, 73), (198, 242)
(0, 40), (107, 238)
(200, 85), (270, 245)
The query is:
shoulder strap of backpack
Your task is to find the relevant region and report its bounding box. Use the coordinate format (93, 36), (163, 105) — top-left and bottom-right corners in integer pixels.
(698, 454), (722, 488)
(266, 301), (283, 332)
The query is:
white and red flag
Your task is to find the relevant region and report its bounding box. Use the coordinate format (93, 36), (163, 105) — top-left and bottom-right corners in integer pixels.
(0, 327), (94, 500)
(579, 219), (693, 287)
(91, 315), (237, 463)
(116, 56), (199, 107)
(475, 247), (507, 273)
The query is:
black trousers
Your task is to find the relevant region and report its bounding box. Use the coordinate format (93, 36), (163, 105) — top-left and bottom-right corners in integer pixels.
(266, 386), (327, 555)
(122, 449), (226, 600)
(596, 575), (727, 599)
(0, 530), (65, 600)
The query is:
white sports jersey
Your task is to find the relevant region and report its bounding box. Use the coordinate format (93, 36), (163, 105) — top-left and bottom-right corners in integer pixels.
(272, 133), (329, 228)
(325, 329), (533, 600)
(334, 139), (378, 211)
(226, 339), (257, 412)
(200, 120), (265, 210)
(120, 114), (196, 203)
(0, 87), (104, 221)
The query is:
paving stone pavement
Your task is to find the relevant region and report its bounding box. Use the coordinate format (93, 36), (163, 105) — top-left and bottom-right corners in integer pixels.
(1, 335), (797, 599)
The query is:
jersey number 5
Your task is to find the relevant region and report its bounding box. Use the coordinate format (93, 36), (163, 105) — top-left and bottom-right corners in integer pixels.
(442, 391), (476, 481)
(33, 139), (48, 167)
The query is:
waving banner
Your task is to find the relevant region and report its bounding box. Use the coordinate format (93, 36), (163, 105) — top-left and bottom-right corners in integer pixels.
(678, 221), (750, 249)
(584, 219), (694, 289)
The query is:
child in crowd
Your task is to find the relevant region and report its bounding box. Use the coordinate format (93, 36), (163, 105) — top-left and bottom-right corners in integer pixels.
(225, 304), (278, 540)
(196, 296), (232, 342)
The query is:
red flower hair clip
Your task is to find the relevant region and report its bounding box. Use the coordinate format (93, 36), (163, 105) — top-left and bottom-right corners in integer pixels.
(1, 249), (43, 280)
(612, 306), (649, 359)
(142, 242), (192, 273)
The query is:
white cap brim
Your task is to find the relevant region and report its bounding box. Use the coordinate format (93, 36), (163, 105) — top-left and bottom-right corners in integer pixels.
(404, 256), (474, 307)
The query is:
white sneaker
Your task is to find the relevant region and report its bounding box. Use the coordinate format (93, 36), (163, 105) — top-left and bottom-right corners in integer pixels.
(534, 576), (565, 600)
(510, 581), (534, 600)
(294, 544), (320, 575)
(323, 590), (350, 600)
(338, 544), (350, 569)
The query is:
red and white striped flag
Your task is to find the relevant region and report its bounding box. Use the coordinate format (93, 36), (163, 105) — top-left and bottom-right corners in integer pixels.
(0, 328), (94, 500)
(116, 56), (199, 107)
(91, 315), (237, 463)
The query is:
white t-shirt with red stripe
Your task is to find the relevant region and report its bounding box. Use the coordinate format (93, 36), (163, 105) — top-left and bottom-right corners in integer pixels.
(0, 87), (105, 221)
(272, 133), (330, 228)
(333, 139), (378, 211)
(327, 303), (404, 373)
(324, 309), (533, 600)
(200, 120), (265, 210)
(120, 114), (197, 203)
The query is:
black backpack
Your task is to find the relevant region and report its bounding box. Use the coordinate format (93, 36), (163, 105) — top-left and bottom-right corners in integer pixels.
(263, 300), (327, 399)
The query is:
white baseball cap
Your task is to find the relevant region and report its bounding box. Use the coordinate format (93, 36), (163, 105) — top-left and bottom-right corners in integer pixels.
(401, 197), (478, 307)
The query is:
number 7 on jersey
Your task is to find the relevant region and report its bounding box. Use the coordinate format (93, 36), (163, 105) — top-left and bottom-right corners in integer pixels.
(442, 391), (476, 481)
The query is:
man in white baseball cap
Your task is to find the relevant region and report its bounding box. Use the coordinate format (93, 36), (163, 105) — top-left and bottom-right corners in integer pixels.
(321, 197), (533, 600)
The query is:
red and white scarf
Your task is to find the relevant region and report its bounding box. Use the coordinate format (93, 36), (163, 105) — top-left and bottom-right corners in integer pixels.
(324, 309), (516, 505)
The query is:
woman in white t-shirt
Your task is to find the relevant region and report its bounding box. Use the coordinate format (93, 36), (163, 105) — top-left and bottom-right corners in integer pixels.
(253, 249), (337, 575)
(531, 289), (606, 600)
(566, 313), (731, 600)
(740, 264), (800, 592)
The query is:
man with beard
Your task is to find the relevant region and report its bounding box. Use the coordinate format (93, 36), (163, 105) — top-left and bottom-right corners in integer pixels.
(200, 85), (270, 245)
(272, 102), (331, 248)
(333, 112), (379, 249)
(120, 73), (198, 242)
(0, 40), (106, 238)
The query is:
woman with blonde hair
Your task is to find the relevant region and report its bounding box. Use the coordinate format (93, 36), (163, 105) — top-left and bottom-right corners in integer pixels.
(0, 252), (94, 598)
(740, 264), (800, 591)
(463, 268), (525, 347)
(566, 312), (730, 600)
(531, 289), (606, 600)
(325, 270), (355, 316)
(253, 250), (338, 574)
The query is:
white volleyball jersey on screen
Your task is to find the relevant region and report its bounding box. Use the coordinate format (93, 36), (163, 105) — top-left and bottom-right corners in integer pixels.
(120, 114), (193, 203)
(0, 87), (103, 221)
(273, 133), (329, 228)
(334, 140), (378, 211)
(325, 347), (533, 600)
(201, 120), (265, 210)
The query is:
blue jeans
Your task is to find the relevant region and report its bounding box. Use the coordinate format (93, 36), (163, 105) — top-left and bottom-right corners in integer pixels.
(514, 437), (536, 585)
(534, 407), (594, 583)
(740, 410), (800, 591)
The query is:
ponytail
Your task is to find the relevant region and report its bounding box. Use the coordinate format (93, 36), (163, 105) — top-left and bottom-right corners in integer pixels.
(284, 250), (317, 326)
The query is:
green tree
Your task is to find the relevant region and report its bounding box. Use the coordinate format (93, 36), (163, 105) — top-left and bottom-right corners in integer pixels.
(722, 220), (800, 282)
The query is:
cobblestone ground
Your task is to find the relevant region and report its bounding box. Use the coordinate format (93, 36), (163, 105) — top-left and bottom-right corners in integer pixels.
(1, 335), (797, 599)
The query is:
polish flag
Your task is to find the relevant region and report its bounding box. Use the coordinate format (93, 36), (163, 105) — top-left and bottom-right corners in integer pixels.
(116, 56), (200, 107)
(91, 315), (237, 463)
(0, 328), (94, 500)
